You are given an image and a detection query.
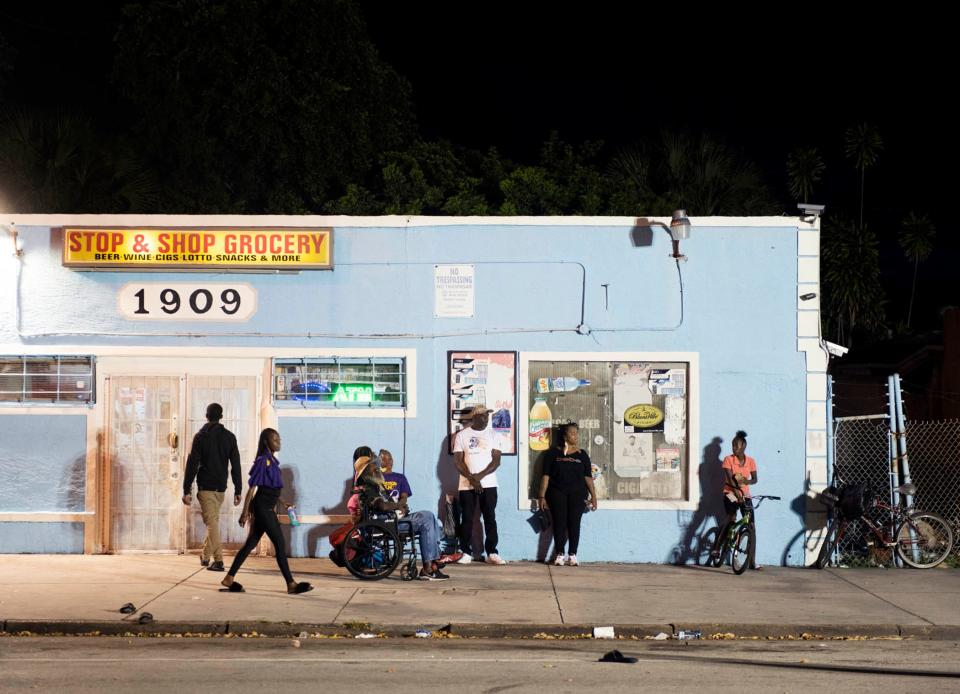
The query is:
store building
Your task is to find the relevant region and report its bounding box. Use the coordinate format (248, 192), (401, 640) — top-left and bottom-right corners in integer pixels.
(0, 214), (827, 564)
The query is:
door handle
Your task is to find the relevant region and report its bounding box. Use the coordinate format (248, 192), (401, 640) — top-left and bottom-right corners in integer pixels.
(168, 432), (179, 449)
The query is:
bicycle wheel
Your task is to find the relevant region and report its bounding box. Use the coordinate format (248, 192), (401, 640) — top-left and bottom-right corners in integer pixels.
(704, 525), (725, 567)
(815, 517), (840, 569)
(731, 525), (755, 575)
(895, 512), (954, 569)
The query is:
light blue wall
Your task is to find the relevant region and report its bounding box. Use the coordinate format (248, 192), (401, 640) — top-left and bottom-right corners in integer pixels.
(0, 415), (87, 512)
(1, 221), (807, 563)
(0, 522), (84, 553)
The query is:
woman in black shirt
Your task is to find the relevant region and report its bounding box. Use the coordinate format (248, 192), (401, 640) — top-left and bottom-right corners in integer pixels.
(537, 422), (598, 566)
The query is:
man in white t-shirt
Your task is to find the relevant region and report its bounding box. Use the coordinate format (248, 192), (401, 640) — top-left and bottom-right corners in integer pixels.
(452, 405), (506, 564)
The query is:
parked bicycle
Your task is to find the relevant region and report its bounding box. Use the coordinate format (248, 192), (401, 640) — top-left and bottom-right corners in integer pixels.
(708, 495), (780, 575)
(816, 480), (953, 569)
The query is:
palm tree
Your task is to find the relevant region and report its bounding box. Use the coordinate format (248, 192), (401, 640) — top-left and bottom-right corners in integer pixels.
(786, 147), (825, 203)
(821, 216), (886, 346)
(0, 108), (158, 212)
(899, 212), (936, 329)
(657, 131), (777, 215)
(844, 123), (883, 227)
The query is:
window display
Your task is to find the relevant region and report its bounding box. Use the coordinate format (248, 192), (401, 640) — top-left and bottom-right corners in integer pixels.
(527, 360), (689, 501)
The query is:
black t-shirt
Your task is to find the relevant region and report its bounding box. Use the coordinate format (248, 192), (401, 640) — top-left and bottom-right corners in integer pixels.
(543, 448), (592, 492)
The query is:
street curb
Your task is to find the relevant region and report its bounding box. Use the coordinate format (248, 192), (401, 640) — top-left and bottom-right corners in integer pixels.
(4, 619), (960, 640)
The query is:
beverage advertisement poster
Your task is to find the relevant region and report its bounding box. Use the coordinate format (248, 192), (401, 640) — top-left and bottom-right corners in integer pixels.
(448, 351), (517, 454)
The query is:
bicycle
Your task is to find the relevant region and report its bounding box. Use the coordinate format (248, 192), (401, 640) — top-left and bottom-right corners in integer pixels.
(816, 481), (953, 569)
(708, 495), (780, 575)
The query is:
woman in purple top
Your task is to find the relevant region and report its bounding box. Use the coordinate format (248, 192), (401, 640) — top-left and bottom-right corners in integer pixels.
(221, 428), (313, 594)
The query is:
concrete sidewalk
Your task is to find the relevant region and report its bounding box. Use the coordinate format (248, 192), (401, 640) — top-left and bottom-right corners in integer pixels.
(1, 555), (958, 639)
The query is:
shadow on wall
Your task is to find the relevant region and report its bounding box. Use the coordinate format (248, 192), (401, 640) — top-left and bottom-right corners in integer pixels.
(531, 447), (553, 562)
(668, 436), (726, 565)
(303, 475), (355, 558)
(780, 472), (828, 567)
(434, 433), (486, 556)
(60, 454), (86, 512)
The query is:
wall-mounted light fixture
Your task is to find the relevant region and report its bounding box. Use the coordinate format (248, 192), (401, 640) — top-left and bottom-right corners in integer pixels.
(669, 209), (691, 260)
(798, 203), (825, 223)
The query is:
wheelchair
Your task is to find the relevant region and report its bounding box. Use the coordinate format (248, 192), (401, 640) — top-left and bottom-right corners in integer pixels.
(342, 487), (421, 581)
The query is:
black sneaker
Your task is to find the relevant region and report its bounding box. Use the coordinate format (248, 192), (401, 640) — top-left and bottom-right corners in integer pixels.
(200, 557), (210, 567)
(207, 560), (225, 572)
(418, 569), (450, 581)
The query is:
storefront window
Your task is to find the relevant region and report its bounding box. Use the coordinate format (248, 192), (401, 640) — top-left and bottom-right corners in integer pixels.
(272, 357), (406, 408)
(527, 360), (689, 502)
(0, 356), (96, 404)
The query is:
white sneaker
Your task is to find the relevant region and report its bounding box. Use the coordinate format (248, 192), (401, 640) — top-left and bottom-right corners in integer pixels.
(456, 553), (472, 564)
(553, 554), (566, 566)
(487, 553), (508, 565)
(567, 554), (579, 566)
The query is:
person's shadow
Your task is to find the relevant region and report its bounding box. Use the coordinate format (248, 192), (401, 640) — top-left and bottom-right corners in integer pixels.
(530, 447), (554, 562)
(302, 476), (354, 559)
(670, 436), (725, 564)
(434, 433), (486, 556)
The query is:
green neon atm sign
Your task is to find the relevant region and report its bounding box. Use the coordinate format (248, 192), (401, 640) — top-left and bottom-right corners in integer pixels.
(332, 383), (375, 403)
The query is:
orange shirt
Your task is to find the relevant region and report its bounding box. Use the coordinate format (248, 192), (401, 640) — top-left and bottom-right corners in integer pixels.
(722, 454), (757, 497)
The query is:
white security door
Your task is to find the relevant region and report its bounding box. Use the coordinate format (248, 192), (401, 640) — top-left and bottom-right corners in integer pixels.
(184, 375), (260, 550)
(107, 375), (185, 552)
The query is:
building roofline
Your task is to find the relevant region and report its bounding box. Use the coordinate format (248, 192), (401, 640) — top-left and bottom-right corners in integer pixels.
(3, 214), (807, 229)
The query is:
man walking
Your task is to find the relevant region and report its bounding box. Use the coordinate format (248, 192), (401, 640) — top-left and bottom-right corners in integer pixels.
(452, 405), (506, 564)
(182, 403), (242, 571)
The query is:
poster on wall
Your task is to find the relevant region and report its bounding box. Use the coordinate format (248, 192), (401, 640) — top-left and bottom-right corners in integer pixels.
(611, 361), (687, 499)
(448, 351), (517, 454)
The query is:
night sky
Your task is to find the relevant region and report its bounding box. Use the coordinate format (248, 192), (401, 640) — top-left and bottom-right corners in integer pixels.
(2, 4), (955, 331)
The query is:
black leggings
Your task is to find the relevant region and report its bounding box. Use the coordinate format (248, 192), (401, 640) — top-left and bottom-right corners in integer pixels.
(546, 486), (586, 555)
(228, 487), (293, 584)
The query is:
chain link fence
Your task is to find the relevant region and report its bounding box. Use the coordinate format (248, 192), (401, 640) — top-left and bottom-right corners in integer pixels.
(829, 416), (960, 567)
(830, 416), (893, 567)
(901, 420), (960, 567)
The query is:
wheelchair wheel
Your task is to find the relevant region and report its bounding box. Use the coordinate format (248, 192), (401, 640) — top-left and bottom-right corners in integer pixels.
(401, 562), (419, 581)
(343, 520), (402, 580)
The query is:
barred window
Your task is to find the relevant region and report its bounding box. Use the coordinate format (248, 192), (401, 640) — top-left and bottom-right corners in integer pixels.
(272, 357), (406, 408)
(0, 356), (96, 404)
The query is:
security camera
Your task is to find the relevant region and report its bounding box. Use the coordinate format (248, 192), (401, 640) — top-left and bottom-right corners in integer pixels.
(823, 340), (849, 357)
(798, 203), (825, 219)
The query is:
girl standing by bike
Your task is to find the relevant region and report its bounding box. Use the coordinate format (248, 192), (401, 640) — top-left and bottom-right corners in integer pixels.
(714, 430), (762, 570)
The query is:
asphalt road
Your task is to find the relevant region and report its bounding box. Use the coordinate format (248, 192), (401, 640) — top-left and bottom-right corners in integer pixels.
(2, 636), (959, 693)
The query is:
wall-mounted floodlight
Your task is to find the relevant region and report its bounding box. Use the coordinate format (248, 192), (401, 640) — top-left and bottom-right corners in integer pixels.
(669, 209), (691, 259)
(798, 203), (825, 223)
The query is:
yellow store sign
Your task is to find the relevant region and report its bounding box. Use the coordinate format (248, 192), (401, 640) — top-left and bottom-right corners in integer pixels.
(62, 227), (333, 270)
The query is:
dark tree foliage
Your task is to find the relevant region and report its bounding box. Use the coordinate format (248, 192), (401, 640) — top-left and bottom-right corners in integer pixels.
(114, 0), (417, 212)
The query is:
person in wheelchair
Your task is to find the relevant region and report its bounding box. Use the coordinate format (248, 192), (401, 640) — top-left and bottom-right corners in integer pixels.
(380, 448), (463, 566)
(349, 455), (451, 581)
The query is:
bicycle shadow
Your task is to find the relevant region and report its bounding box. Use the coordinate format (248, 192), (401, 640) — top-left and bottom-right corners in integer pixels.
(780, 471), (830, 567)
(669, 436), (726, 565)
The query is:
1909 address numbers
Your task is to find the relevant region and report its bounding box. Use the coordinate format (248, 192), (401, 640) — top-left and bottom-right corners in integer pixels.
(118, 283), (257, 322)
